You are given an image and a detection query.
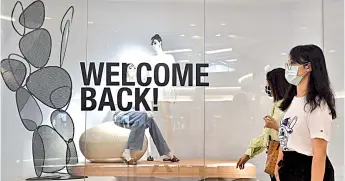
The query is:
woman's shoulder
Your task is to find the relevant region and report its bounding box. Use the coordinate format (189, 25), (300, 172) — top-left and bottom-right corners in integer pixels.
(274, 99), (284, 108)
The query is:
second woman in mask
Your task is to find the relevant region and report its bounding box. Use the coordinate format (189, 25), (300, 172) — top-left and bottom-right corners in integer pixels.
(236, 68), (289, 181)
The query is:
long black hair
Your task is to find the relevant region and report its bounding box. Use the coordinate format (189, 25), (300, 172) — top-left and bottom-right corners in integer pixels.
(279, 44), (337, 119)
(266, 68), (290, 102)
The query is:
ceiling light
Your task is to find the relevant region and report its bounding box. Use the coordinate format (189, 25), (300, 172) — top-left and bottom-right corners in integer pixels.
(205, 48), (232, 55)
(228, 34), (237, 38)
(264, 65), (270, 72)
(216, 34), (221, 37)
(238, 73), (253, 84)
(177, 60), (190, 63)
(180, 34), (185, 37)
(225, 59), (237, 62)
(220, 23), (226, 26)
(45, 17), (52, 20)
(164, 49), (192, 54)
(329, 50), (335, 53)
(0, 15), (15, 21)
(281, 53), (287, 55)
(300, 26), (307, 30)
(228, 67), (235, 72)
(219, 61), (227, 65)
(192, 35), (201, 39)
(190, 24), (196, 27)
(88, 21), (94, 24)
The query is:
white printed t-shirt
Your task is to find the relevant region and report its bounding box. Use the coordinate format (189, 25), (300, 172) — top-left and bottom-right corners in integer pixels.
(278, 96), (332, 156)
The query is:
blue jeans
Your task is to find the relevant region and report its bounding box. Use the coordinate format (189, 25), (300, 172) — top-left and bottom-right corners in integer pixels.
(114, 111), (170, 156)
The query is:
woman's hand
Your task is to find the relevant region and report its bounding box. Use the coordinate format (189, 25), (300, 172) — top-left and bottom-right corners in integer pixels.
(236, 154), (250, 170)
(264, 115), (279, 131)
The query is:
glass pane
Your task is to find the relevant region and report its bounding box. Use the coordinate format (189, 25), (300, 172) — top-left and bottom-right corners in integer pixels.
(1, 0), (87, 180)
(84, 0), (205, 180)
(324, 0), (344, 180)
(204, 0), (324, 180)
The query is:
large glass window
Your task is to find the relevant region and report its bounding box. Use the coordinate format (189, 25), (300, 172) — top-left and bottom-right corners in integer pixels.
(1, 0), (343, 181)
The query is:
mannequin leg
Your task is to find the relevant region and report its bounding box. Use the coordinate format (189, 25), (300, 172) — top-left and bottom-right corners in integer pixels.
(159, 101), (173, 152)
(145, 129), (154, 161)
(125, 113), (147, 151)
(146, 116), (170, 156)
(129, 150), (142, 161)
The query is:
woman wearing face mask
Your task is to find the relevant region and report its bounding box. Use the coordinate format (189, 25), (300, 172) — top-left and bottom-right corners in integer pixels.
(275, 45), (336, 181)
(237, 68), (289, 181)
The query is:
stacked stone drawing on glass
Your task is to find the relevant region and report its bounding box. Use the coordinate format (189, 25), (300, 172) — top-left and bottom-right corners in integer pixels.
(0, 0), (85, 180)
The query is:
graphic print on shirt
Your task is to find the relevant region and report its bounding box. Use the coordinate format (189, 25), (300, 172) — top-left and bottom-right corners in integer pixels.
(279, 116), (298, 151)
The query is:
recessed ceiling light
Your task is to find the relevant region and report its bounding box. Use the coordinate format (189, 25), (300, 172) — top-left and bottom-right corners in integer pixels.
(192, 35), (201, 39)
(190, 24), (196, 27)
(281, 53), (287, 55)
(220, 23), (226, 26)
(216, 34), (221, 37)
(88, 21), (94, 24)
(300, 26), (307, 30)
(0, 15), (15, 21)
(329, 50), (335, 53)
(228, 34), (237, 38)
(164, 49), (192, 54)
(264, 65), (270, 72)
(219, 61), (227, 65)
(238, 73), (254, 83)
(45, 17), (52, 20)
(180, 34), (185, 37)
(225, 59), (237, 62)
(205, 48), (232, 55)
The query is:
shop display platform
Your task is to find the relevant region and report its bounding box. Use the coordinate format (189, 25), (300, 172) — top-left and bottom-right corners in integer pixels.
(69, 159), (256, 179)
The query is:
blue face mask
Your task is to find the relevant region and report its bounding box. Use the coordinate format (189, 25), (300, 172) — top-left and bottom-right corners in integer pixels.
(285, 64), (308, 86)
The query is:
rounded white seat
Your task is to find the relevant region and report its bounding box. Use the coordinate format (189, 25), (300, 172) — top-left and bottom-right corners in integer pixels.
(79, 122), (148, 163)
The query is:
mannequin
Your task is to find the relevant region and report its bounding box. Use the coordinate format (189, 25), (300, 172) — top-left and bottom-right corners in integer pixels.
(113, 63), (179, 165)
(149, 34), (176, 154)
(127, 63), (154, 161)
